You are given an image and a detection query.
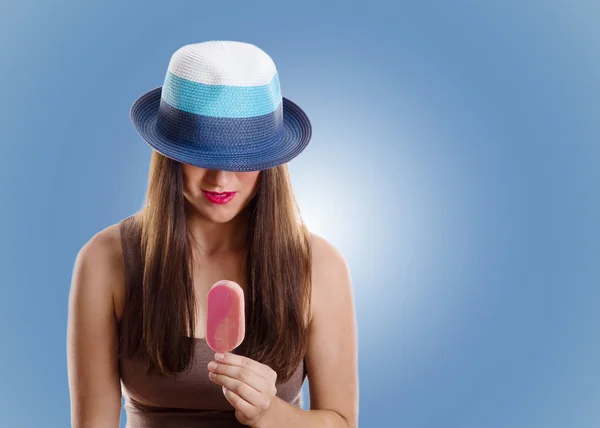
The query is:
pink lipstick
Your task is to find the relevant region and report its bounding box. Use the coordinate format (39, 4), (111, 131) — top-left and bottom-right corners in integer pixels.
(202, 190), (236, 204)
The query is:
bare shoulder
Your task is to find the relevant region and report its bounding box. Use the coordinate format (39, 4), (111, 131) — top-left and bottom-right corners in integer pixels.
(308, 231), (352, 313)
(77, 222), (124, 281)
(72, 221), (126, 319)
(82, 222), (123, 262)
(309, 231), (349, 267)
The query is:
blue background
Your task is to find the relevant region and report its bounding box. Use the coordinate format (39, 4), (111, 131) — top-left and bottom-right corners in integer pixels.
(1, 0), (599, 427)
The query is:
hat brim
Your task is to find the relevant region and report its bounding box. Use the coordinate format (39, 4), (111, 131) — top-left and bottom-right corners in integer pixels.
(129, 86), (312, 172)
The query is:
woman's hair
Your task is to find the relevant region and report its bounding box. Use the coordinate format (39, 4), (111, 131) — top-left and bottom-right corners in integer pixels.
(118, 151), (313, 383)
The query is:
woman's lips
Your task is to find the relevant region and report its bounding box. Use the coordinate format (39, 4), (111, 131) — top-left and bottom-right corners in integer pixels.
(202, 190), (237, 204)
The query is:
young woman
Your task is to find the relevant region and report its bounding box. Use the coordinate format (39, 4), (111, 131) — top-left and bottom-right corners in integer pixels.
(67, 40), (358, 428)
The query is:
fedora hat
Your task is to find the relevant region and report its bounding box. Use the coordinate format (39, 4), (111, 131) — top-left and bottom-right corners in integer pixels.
(130, 40), (312, 172)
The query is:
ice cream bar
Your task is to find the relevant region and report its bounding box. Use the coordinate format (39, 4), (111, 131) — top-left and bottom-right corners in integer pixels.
(206, 280), (246, 353)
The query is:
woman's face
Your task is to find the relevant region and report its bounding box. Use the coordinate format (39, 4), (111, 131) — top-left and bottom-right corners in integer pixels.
(182, 164), (261, 222)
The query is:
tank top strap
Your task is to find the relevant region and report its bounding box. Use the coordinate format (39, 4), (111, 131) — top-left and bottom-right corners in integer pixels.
(118, 214), (146, 352)
(119, 214), (142, 293)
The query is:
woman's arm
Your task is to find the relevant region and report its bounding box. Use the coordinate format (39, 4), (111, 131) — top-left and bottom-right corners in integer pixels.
(303, 234), (358, 427)
(255, 233), (359, 428)
(67, 230), (122, 428)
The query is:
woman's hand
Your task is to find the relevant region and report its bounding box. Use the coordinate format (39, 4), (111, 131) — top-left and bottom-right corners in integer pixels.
(207, 352), (278, 426)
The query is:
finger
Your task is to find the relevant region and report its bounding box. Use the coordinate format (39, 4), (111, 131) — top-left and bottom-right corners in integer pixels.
(209, 361), (274, 395)
(222, 386), (255, 415)
(215, 352), (274, 382)
(210, 372), (271, 409)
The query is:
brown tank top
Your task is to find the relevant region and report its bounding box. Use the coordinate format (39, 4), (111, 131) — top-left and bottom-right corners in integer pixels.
(118, 215), (307, 427)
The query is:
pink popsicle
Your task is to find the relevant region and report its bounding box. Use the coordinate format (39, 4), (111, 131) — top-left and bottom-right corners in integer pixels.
(206, 280), (246, 353)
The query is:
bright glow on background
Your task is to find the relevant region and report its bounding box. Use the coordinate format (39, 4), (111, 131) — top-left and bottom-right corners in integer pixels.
(1, 1), (599, 427)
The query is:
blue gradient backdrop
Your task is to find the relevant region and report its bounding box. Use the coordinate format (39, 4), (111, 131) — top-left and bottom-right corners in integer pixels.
(1, 1), (598, 427)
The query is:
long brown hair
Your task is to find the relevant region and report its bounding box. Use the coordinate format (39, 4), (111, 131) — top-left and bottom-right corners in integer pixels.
(118, 151), (312, 383)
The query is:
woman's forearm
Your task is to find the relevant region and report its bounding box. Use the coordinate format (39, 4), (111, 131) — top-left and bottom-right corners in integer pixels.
(252, 396), (351, 428)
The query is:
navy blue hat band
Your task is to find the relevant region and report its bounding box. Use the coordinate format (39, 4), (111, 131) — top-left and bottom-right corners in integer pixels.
(156, 98), (284, 150)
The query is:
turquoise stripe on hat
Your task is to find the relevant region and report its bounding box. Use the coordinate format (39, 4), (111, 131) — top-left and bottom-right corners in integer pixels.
(161, 71), (282, 118)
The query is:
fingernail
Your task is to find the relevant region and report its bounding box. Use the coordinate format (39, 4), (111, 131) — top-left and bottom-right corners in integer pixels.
(215, 353), (224, 360)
